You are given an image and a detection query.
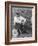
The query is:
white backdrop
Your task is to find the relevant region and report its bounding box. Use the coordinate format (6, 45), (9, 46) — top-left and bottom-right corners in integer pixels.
(0, 0), (38, 46)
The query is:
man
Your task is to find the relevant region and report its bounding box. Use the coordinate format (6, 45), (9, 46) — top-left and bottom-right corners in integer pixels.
(14, 15), (26, 36)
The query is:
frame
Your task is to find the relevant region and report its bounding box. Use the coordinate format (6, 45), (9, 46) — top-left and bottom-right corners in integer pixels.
(5, 1), (37, 45)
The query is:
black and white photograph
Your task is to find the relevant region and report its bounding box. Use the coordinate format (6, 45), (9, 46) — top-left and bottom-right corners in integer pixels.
(11, 7), (32, 38)
(5, 2), (37, 44)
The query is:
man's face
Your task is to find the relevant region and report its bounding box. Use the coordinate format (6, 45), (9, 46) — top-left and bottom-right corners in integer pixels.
(16, 16), (26, 25)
